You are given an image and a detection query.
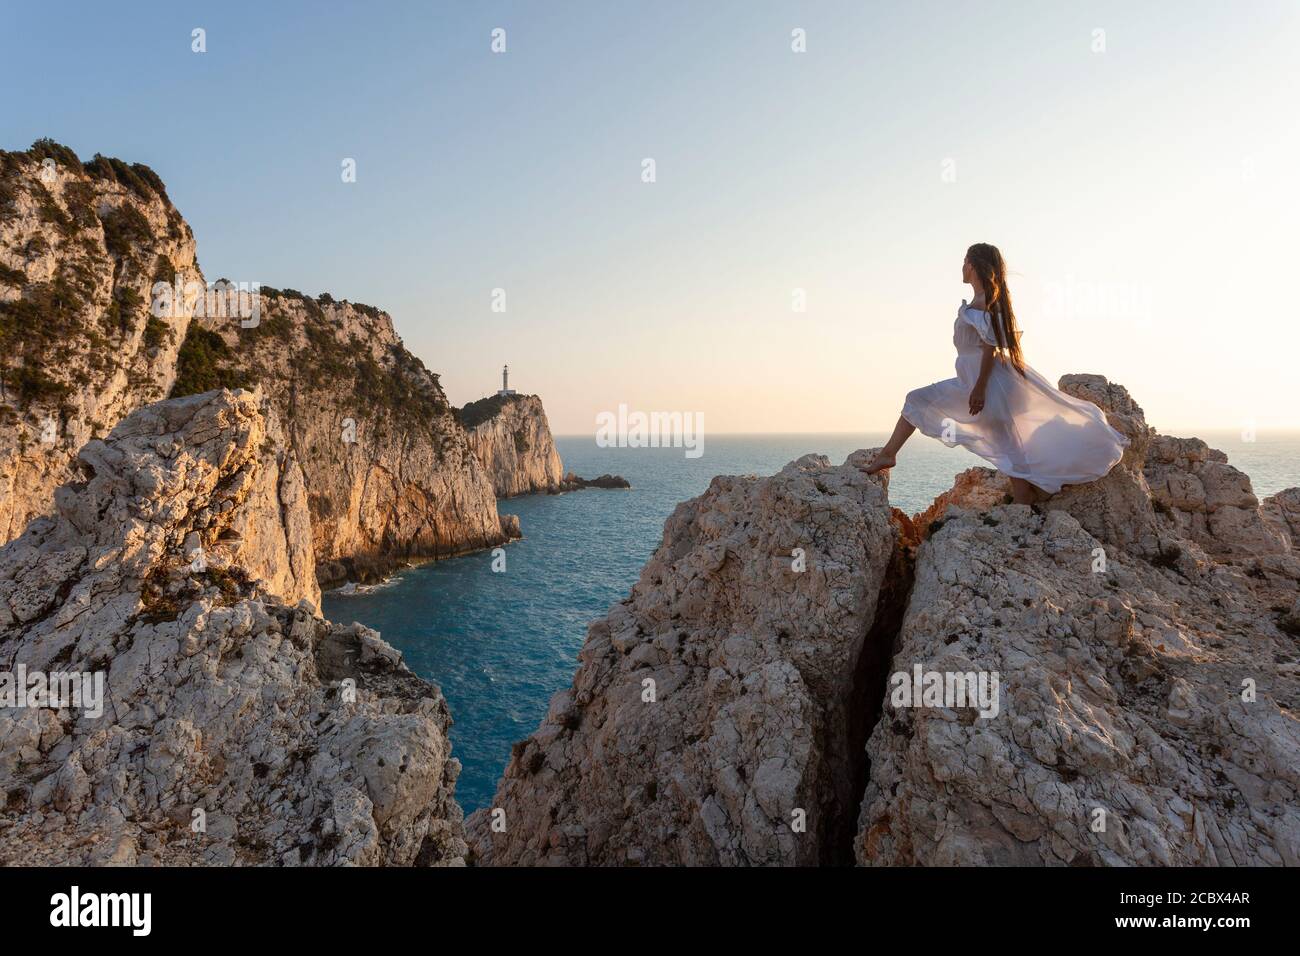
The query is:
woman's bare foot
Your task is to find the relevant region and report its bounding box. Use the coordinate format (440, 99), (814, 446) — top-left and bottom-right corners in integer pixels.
(863, 452), (896, 475)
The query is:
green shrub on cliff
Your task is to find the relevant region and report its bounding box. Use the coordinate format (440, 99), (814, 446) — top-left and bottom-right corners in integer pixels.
(152, 254), (176, 285)
(457, 393), (515, 429)
(3, 361), (70, 408)
(35, 184), (75, 238)
(143, 315), (171, 351)
(0, 263), (26, 288)
(169, 325), (248, 398)
(27, 138), (84, 175)
(62, 179), (99, 230)
(0, 273), (89, 364)
(84, 153), (169, 205)
(100, 203), (152, 258)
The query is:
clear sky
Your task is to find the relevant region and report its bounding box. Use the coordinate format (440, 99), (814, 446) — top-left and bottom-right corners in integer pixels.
(3, 1), (1297, 434)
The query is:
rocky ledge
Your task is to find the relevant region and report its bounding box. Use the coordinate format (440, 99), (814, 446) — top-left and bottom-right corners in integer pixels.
(470, 374), (1300, 866)
(0, 389), (466, 865)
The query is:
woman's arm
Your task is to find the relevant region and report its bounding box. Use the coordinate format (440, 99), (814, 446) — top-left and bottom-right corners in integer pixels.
(968, 343), (996, 415)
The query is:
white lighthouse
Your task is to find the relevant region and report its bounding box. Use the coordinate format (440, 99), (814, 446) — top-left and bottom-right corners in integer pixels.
(497, 364), (517, 397)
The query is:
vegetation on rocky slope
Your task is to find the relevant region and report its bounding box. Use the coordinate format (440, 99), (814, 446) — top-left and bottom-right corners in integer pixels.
(456, 393), (520, 429)
(171, 288), (451, 431)
(170, 325), (250, 397)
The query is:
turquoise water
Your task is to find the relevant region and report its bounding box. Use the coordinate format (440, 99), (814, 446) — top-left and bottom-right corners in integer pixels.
(322, 431), (1300, 813)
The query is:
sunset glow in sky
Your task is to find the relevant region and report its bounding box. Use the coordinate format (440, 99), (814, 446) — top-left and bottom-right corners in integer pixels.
(4, 0), (1297, 434)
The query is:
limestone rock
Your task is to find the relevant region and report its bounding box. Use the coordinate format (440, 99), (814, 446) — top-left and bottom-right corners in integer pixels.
(467, 451), (898, 865)
(1261, 488), (1300, 551)
(460, 393), (565, 498)
(1049, 375), (1159, 553)
(912, 466), (1009, 530)
(856, 500), (1300, 866)
(499, 513), (522, 539)
(1145, 436), (1288, 558)
(175, 291), (510, 587)
(0, 143), (203, 543)
(0, 389), (465, 865)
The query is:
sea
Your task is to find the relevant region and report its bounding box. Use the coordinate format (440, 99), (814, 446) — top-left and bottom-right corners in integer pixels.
(322, 430), (1300, 814)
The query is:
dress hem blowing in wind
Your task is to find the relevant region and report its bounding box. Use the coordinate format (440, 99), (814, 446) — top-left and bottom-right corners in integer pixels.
(899, 301), (1129, 495)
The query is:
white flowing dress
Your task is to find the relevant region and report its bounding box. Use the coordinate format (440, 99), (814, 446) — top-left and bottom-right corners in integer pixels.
(900, 300), (1128, 494)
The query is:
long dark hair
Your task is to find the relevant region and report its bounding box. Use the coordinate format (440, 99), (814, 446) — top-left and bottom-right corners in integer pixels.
(966, 242), (1025, 375)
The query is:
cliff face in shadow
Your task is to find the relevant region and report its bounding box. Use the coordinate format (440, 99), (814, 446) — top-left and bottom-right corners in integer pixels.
(471, 374), (1300, 867)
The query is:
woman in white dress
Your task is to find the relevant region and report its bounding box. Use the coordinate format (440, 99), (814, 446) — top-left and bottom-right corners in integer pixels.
(864, 243), (1128, 504)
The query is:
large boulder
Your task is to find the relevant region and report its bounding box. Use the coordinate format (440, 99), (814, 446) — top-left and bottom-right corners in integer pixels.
(856, 376), (1300, 865)
(1261, 488), (1300, 551)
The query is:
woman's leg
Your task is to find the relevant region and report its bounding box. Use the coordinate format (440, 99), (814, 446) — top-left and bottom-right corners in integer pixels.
(863, 415), (916, 474)
(1008, 477), (1049, 504)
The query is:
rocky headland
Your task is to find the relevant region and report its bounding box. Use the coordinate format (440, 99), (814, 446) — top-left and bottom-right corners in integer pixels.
(469, 375), (1300, 866)
(458, 393), (630, 497)
(0, 140), (584, 588)
(459, 393), (565, 498)
(176, 289), (515, 587)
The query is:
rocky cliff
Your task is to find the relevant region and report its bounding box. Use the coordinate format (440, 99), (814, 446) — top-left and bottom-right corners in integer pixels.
(0, 389), (466, 865)
(459, 393), (565, 498)
(470, 374), (1300, 867)
(1, 140), (536, 584)
(0, 141), (203, 543)
(175, 290), (513, 586)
